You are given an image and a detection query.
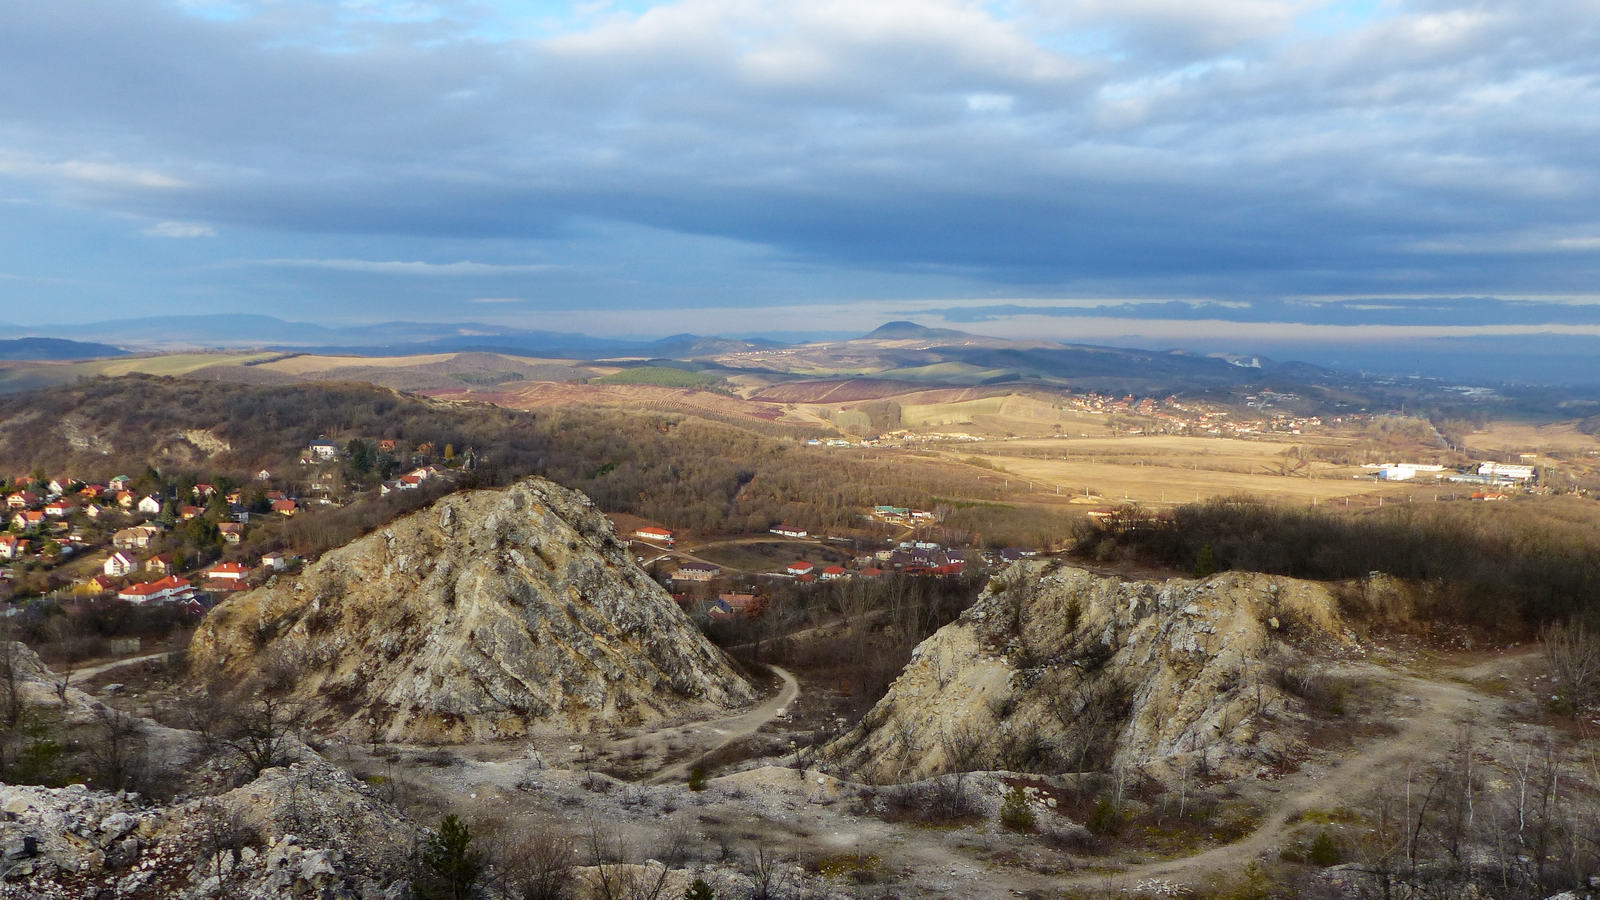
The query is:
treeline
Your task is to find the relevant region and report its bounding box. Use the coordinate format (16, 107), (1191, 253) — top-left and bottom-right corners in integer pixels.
(1079, 496), (1600, 632)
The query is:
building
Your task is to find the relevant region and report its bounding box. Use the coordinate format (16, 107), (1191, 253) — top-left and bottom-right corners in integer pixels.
(218, 522), (244, 544)
(137, 495), (163, 515)
(271, 499), (298, 516)
(1478, 462), (1536, 481)
(308, 439), (340, 461)
(671, 562), (721, 582)
(633, 526), (675, 545)
(10, 510), (45, 531)
(261, 552), (289, 571)
(117, 575), (196, 605)
(770, 525), (809, 539)
(1376, 467), (1415, 481)
(785, 560), (815, 576)
(0, 535), (27, 560)
(204, 561), (252, 592)
(44, 500), (75, 517)
(820, 565), (848, 580)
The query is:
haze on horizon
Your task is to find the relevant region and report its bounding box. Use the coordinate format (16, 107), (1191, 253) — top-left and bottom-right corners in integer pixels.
(2, 0), (1600, 374)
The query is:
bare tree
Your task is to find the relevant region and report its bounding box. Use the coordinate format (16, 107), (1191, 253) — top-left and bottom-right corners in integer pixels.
(486, 824), (575, 900)
(1541, 621), (1600, 714)
(84, 705), (150, 793)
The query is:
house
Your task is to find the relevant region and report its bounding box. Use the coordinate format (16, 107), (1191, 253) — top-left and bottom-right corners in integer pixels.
(261, 552), (289, 571)
(108, 475), (132, 492)
(5, 491), (39, 510)
(671, 562), (721, 583)
(634, 526), (675, 546)
(785, 560), (815, 576)
(0, 535), (27, 560)
(84, 503), (106, 520)
(47, 479), (70, 495)
(396, 475), (423, 490)
(1471, 491), (1509, 501)
(709, 592), (763, 619)
(79, 484), (105, 499)
(1478, 462), (1535, 481)
(271, 499), (298, 516)
(255, 469), (272, 482)
(117, 575), (196, 605)
(114, 491), (136, 508)
(145, 553), (177, 575)
(137, 495), (163, 515)
(10, 510), (44, 531)
(820, 565), (848, 580)
(178, 505), (204, 521)
(265, 490), (287, 502)
(770, 525), (809, 539)
(44, 500), (75, 518)
(218, 522), (244, 544)
(203, 561), (252, 592)
(104, 551), (139, 577)
(308, 439), (340, 461)
(112, 524), (162, 551)
(378, 439), (397, 452)
(859, 566), (886, 578)
(79, 574), (117, 595)
(192, 484), (216, 499)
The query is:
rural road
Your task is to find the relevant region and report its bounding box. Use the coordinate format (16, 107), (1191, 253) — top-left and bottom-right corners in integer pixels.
(647, 664), (800, 785)
(72, 651), (175, 681)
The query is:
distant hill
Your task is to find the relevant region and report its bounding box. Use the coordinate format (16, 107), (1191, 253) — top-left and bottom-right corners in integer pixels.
(0, 337), (127, 360)
(861, 321), (975, 341)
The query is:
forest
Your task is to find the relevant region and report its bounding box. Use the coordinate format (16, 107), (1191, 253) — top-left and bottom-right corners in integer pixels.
(1079, 495), (1600, 632)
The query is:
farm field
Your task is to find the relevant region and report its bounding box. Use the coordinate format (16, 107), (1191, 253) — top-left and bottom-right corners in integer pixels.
(941, 432), (1433, 505)
(1462, 419), (1600, 454)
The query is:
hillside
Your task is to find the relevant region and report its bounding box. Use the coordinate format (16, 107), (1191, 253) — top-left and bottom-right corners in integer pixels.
(189, 477), (754, 740)
(826, 562), (1360, 783)
(0, 337), (127, 360)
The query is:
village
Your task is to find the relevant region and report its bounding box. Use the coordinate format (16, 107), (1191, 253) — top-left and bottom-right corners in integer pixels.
(0, 437), (465, 612)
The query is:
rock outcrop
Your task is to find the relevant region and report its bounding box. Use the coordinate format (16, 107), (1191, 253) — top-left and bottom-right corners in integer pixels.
(0, 757), (420, 899)
(189, 477), (753, 741)
(826, 562), (1358, 783)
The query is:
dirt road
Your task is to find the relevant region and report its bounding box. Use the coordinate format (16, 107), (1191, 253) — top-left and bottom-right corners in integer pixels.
(646, 664), (800, 785)
(73, 651), (175, 681)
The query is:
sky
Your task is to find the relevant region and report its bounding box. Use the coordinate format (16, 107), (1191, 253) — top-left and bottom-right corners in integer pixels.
(2, 0), (1600, 356)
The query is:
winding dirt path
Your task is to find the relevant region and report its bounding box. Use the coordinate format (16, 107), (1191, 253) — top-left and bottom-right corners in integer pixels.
(646, 664), (800, 785)
(72, 651), (175, 681)
(1040, 656), (1508, 892)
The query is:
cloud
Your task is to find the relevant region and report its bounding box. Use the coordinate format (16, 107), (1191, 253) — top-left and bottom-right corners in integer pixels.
(235, 259), (559, 276)
(142, 220), (216, 238)
(2, 0), (1600, 320)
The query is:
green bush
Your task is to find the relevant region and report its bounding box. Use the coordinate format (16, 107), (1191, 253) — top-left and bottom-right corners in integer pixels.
(683, 879), (715, 900)
(999, 785), (1037, 833)
(1086, 796), (1122, 836)
(1308, 830), (1343, 866)
(687, 764), (709, 791)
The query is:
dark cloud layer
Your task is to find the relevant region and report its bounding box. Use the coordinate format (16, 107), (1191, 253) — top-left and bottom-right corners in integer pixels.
(0, 0), (1598, 328)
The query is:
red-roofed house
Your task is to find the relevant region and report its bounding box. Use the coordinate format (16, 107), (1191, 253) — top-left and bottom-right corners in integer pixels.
(179, 505), (204, 520)
(44, 500), (75, 518)
(820, 565), (848, 580)
(117, 575), (195, 605)
(218, 522), (244, 544)
(145, 553), (177, 575)
(633, 526), (675, 546)
(204, 561), (252, 592)
(79, 484), (105, 499)
(5, 491), (39, 510)
(785, 560), (814, 576)
(271, 499), (298, 516)
(11, 510), (44, 530)
(0, 535), (27, 560)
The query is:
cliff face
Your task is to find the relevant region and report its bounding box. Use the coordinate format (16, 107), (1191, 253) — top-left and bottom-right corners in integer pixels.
(189, 477), (753, 742)
(826, 562), (1359, 784)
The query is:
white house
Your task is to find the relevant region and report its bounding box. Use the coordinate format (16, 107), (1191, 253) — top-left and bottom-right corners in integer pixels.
(308, 440), (340, 461)
(1478, 462), (1535, 481)
(770, 525), (809, 539)
(785, 560), (815, 576)
(103, 551), (139, 577)
(137, 495), (163, 515)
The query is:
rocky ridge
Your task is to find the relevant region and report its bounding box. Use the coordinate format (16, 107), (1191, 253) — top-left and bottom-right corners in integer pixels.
(189, 477), (754, 742)
(826, 562), (1363, 783)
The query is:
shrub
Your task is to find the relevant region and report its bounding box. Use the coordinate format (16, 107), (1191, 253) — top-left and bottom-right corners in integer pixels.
(683, 879), (715, 900)
(687, 764), (709, 791)
(1308, 830), (1343, 866)
(999, 785), (1037, 833)
(1086, 797), (1123, 836)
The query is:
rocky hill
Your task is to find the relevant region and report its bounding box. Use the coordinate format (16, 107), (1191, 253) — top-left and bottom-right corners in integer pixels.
(189, 477), (754, 741)
(826, 562), (1363, 783)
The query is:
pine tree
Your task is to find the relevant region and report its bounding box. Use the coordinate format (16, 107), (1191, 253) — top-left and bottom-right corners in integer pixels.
(415, 815), (483, 900)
